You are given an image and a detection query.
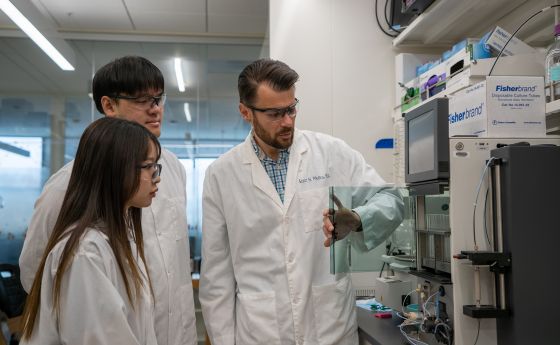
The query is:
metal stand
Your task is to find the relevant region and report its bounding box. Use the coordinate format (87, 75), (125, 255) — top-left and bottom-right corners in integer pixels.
(458, 160), (510, 319)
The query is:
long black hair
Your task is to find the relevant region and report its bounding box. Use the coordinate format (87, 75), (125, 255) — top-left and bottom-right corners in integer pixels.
(21, 117), (161, 339)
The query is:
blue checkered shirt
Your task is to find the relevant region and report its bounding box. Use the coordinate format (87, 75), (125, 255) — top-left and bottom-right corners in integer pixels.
(251, 135), (290, 203)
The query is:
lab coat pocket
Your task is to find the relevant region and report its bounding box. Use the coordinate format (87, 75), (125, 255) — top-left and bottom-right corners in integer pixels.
(311, 275), (358, 344)
(236, 291), (281, 344)
(298, 187), (329, 233)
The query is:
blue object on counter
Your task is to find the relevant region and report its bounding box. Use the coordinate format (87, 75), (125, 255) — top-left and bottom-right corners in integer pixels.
(405, 303), (420, 312)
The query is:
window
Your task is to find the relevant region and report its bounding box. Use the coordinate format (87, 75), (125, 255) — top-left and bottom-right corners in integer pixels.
(0, 136), (43, 263)
(0, 39), (264, 266)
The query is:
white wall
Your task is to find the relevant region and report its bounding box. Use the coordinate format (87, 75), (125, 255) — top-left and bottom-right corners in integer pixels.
(270, 0), (396, 181)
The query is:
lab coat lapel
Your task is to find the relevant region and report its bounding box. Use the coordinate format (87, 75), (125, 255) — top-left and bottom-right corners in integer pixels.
(241, 136), (283, 209)
(283, 130), (308, 210)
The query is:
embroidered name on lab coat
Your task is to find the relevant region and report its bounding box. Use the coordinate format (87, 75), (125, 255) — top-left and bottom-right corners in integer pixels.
(298, 173), (330, 184)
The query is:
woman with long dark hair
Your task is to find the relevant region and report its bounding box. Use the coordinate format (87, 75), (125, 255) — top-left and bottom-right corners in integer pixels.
(20, 117), (162, 344)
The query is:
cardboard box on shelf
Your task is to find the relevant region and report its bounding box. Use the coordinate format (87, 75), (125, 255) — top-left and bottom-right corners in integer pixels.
(449, 76), (546, 137)
(485, 26), (536, 57)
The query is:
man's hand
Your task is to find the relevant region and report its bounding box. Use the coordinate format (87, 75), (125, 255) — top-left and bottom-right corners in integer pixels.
(322, 193), (362, 247)
(322, 208), (335, 247)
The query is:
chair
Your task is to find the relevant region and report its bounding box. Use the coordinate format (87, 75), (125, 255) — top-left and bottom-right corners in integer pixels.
(0, 264), (26, 319)
(0, 264), (25, 345)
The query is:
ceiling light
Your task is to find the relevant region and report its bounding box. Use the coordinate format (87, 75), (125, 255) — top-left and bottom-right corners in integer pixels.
(183, 103), (192, 122)
(174, 58), (185, 92)
(0, 0), (74, 71)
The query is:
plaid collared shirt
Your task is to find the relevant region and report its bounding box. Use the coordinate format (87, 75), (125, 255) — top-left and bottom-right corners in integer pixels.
(251, 135), (290, 203)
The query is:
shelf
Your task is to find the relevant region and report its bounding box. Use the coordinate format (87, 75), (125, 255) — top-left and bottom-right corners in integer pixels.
(415, 229), (451, 235)
(546, 100), (560, 134)
(396, 53), (545, 116)
(546, 99), (560, 116)
(393, 0), (554, 48)
(408, 269), (452, 284)
(546, 125), (560, 134)
(408, 180), (448, 196)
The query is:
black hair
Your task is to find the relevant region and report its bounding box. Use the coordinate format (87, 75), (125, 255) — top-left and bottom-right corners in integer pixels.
(92, 56), (164, 114)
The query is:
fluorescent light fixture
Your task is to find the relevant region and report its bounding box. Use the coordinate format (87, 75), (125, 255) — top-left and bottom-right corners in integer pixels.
(174, 58), (186, 92)
(183, 103), (192, 122)
(0, 0), (74, 71)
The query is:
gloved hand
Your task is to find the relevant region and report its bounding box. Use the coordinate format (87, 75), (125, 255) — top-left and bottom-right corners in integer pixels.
(323, 193), (363, 247)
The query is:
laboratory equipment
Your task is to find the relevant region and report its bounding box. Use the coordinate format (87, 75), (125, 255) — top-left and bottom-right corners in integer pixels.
(449, 137), (560, 345)
(491, 144), (559, 344)
(404, 97), (449, 193)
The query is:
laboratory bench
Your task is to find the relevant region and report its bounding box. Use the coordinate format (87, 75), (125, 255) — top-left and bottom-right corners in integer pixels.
(357, 307), (409, 345)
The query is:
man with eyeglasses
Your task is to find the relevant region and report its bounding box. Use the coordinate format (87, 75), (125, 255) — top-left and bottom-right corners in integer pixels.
(19, 56), (198, 345)
(200, 58), (403, 345)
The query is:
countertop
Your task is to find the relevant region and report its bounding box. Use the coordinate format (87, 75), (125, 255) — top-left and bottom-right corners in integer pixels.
(357, 307), (409, 345)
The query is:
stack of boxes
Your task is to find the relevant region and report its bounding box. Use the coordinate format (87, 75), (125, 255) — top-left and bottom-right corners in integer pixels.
(395, 26), (546, 138)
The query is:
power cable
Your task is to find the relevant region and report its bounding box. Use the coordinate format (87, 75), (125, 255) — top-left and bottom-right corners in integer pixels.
(489, 5), (560, 76)
(384, 0), (402, 33)
(472, 158), (495, 250)
(483, 187), (491, 247)
(375, 0), (398, 37)
(473, 319), (481, 345)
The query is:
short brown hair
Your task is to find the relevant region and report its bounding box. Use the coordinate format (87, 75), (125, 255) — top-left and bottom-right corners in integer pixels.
(238, 58), (299, 105)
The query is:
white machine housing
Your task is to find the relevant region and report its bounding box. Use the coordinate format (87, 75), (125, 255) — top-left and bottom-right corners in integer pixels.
(449, 136), (560, 345)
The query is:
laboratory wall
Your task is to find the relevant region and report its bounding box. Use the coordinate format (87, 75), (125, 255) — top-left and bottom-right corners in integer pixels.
(270, 0), (396, 181)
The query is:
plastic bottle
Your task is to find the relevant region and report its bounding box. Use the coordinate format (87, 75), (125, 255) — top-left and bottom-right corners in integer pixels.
(545, 24), (560, 102)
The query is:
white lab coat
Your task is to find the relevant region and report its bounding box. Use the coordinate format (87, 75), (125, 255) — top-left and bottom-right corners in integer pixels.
(19, 149), (197, 345)
(200, 130), (404, 345)
(21, 229), (158, 345)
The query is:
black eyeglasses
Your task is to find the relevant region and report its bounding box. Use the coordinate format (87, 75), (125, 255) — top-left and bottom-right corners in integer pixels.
(112, 93), (167, 110)
(139, 162), (162, 182)
(245, 98), (299, 122)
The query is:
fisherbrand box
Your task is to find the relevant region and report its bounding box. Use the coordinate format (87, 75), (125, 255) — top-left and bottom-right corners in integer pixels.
(448, 76), (545, 137)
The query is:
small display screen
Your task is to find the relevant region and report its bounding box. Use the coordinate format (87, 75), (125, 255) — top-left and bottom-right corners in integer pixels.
(408, 110), (435, 174)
